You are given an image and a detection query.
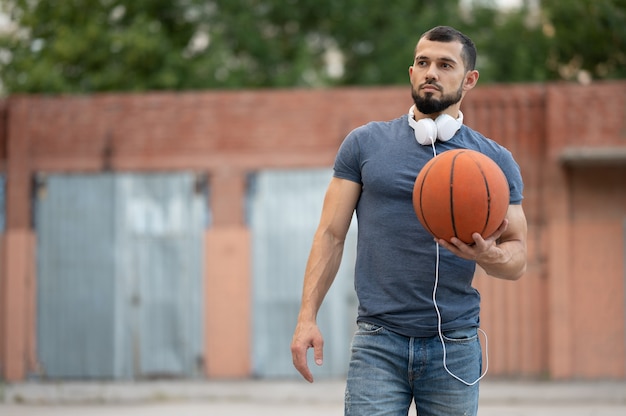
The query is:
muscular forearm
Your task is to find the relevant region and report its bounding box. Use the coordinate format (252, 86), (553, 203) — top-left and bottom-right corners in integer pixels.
(297, 231), (345, 322)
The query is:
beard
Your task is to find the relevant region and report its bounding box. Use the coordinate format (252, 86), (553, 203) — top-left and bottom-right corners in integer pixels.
(412, 81), (464, 115)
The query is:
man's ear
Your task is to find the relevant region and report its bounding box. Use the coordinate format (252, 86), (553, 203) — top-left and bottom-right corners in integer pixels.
(464, 70), (479, 91)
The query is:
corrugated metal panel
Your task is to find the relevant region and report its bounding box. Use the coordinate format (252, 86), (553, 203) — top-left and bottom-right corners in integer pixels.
(250, 169), (357, 378)
(36, 173), (205, 380)
(115, 173), (204, 379)
(36, 174), (117, 379)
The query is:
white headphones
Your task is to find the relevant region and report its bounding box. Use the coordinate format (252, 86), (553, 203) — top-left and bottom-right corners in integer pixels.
(407, 105), (464, 145)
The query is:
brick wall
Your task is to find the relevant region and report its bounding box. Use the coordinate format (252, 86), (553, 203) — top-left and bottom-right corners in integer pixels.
(1, 81), (625, 380)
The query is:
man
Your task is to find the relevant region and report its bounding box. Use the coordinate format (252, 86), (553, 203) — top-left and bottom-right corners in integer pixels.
(291, 26), (527, 416)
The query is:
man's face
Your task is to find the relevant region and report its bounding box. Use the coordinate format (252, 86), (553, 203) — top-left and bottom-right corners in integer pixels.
(409, 38), (469, 115)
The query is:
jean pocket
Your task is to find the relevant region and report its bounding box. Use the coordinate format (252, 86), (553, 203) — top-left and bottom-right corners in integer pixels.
(442, 327), (478, 343)
(355, 321), (385, 335)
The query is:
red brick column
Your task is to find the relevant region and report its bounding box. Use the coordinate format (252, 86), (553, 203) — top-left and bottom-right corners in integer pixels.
(1, 97), (35, 381)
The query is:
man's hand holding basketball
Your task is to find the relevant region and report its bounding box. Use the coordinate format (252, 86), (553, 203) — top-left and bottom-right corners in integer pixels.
(437, 218), (508, 262)
(437, 204), (527, 281)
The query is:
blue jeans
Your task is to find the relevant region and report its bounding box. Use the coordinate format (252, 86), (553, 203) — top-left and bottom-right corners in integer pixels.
(345, 322), (481, 416)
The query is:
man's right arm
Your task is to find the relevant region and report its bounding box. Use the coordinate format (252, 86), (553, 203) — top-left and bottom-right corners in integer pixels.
(290, 177), (361, 382)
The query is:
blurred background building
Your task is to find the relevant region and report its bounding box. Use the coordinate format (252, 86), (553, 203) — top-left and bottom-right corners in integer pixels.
(0, 0), (624, 382)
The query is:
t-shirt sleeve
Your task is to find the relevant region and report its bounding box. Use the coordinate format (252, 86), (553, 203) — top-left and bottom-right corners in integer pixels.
(333, 128), (363, 185)
(497, 149), (524, 205)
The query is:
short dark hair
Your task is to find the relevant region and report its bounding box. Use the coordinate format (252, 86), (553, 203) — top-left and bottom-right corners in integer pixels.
(419, 26), (477, 71)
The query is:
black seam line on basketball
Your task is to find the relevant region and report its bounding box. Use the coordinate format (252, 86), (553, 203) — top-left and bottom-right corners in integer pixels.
(471, 153), (492, 236)
(419, 159), (438, 237)
(449, 151), (464, 239)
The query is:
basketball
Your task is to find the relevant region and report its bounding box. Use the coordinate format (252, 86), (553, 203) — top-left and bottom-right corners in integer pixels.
(412, 149), (510, 244)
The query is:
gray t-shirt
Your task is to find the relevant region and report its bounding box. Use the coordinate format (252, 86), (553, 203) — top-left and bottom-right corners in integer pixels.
(334, 114), (524, 337)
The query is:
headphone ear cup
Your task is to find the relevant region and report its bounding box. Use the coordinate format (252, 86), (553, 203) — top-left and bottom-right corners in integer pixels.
(410, 117), (437, 145)
(435, 114), (462, 142)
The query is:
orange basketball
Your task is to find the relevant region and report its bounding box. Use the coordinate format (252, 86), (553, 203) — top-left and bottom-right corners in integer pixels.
(412, 149), (510, 244)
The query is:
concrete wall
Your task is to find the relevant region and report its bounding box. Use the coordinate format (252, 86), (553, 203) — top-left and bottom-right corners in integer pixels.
(1, 81), (625, 381)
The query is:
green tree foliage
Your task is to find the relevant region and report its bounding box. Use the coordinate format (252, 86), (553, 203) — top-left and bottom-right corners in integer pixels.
(206, 0), (467, 87)
(0, 0), (624, 94)
(0, 0), (211, 92)
(465, 3), (552, 83)
(540, 0), (626, 81)
(474, 0), (626, 83)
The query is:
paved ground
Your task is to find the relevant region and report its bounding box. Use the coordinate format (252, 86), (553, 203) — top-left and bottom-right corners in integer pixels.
(2, 378), (626, 415)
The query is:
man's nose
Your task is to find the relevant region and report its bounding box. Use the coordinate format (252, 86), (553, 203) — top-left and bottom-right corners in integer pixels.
(425, 63), (439, 81)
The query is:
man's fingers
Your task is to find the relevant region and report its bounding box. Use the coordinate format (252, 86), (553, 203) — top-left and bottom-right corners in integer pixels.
(291, 344), (314, 383)
(291, 324), (324, 383)
(292, 336), (324, 382)
(314, 339), (324, 366)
